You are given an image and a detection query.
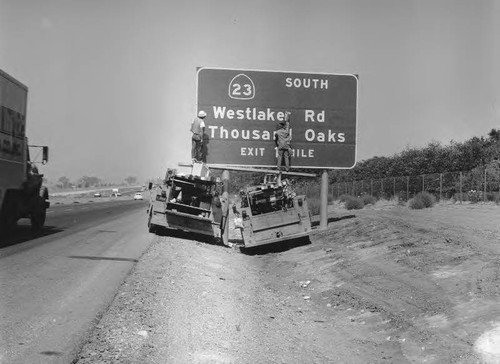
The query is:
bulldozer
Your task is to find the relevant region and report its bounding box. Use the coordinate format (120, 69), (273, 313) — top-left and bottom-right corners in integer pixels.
(235, 174), (312, 248)
(147, 162), (226, 241)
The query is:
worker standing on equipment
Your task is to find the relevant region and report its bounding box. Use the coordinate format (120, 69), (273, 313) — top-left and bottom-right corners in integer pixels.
(275, 111), (292, 171)
(191, 110), (206, 162)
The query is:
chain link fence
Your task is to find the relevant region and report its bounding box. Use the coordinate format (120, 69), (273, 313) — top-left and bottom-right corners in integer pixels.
(331, 166), (500, 203)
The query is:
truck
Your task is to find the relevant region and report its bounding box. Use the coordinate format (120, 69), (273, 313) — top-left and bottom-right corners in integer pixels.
(147, 162), (226, 241)
(236, 174), (312, 248)
(0, 69), (49, 232)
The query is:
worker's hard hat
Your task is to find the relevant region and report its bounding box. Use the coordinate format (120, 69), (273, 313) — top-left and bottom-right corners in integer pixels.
(198, 110), (207, 118)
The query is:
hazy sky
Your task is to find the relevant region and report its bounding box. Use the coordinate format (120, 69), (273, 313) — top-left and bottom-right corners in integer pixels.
(1, 0), (499, 183)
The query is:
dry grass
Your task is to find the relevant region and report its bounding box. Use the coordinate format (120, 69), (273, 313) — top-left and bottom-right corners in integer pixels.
(408, 192), (436, 209)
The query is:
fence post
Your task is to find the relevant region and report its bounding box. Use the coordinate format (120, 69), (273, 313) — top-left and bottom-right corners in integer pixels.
(484, 168), (487, 203)
(406, 176), (409, 201)
(393, 177), (396, 200)
(459, 171), (463, 204)
(422, 174), (425, 192)
(439, 173), (443, 201)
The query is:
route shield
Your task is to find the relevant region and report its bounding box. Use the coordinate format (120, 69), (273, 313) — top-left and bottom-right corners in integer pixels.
(197, 67), (358, 169)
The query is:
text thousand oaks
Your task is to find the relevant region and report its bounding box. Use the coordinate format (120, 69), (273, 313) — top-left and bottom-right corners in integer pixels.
(207, 106), (346, 143)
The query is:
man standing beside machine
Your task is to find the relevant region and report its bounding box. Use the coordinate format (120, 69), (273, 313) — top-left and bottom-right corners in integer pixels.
(191, 110), (206, 162)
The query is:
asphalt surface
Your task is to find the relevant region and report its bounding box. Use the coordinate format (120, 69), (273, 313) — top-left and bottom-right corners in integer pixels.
(0, 198), (151, 364)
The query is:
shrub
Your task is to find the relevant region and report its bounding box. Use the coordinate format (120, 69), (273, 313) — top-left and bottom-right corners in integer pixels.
(408, 192), (436, 209)
(295, 180), (335, 204)
(486, 192), (496, 202)
(361, 194), (376, 205)
(328, 192), (334, 205)
(308, 197), (320, 216)
(397, 190), (408, 202)
(344, 196), (364, 210)
(339, 194), (352, 203)
(415, 191), (436, 208)
(408, 197), (425, 209)
(467, 190), (482, 203)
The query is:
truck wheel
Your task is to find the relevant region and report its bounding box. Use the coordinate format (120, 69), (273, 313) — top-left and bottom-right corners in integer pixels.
(31, 187), (48, 231)
(30, 201), (46, 231)
(0, 193), (19, 231)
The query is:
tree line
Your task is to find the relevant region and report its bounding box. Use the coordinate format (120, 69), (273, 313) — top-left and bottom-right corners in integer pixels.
(54, 175), (139, 189)
(329, 128), (500, 183)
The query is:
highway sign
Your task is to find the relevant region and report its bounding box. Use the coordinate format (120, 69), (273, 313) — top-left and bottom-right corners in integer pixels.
(197, 67), (358, 169)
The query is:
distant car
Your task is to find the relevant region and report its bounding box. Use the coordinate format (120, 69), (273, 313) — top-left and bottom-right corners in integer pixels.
(134, 192), (143, 200)
(93, 192), (102, 197)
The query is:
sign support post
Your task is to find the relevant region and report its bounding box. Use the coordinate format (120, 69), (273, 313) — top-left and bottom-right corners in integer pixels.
(320, 170), (328, 230)
(221, 169), (230, 245)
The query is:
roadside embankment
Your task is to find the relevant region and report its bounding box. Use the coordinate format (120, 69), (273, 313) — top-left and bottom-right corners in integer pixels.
(76, 202), (500, 363)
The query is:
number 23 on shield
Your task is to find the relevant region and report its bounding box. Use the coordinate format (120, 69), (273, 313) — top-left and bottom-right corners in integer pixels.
(228, 74), (255, 100)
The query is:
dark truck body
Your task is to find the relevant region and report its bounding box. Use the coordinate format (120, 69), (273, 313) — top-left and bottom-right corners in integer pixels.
(237, 177), (312, 248)
(147, 171), (224, 240)
(0, 69), (49, 231)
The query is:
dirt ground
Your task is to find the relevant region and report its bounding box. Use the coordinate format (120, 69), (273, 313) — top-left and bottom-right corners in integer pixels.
(75, 201), (500, 363)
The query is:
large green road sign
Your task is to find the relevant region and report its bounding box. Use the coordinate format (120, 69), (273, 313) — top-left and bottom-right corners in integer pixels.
(197, 67), (358, 169)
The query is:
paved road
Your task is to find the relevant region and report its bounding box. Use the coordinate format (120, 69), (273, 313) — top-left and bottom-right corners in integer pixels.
(0, 199), (152, 364)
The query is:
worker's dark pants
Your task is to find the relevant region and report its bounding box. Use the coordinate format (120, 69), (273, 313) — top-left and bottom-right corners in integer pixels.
(277, 148), (290, 171)
(192, 138), (203, 162)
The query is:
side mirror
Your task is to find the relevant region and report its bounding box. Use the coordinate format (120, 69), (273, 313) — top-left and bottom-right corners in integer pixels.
(148, 182), (153, 190)
(42, 146), (49, 164)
